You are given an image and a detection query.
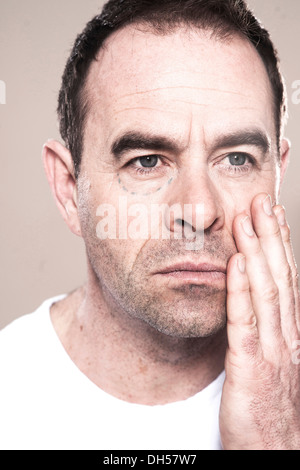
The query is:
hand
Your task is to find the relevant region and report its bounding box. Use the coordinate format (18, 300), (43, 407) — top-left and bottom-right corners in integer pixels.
(219, 193), (300, 450)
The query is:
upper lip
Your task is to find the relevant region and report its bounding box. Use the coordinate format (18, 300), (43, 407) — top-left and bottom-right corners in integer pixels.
(155, 262), (227, 274)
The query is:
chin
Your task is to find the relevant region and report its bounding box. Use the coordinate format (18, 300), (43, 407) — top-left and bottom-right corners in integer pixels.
(150, 317), (227, 339)
(140, 299), (227, 339)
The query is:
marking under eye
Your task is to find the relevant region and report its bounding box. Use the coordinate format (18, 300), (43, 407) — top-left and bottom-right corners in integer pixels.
(116, 173), (175, 196)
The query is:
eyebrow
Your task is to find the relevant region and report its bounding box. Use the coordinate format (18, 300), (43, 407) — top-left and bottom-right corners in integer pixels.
(214, 129), (271, 155)
(111, 128), (271, 159)
(111, 132), (181, 158)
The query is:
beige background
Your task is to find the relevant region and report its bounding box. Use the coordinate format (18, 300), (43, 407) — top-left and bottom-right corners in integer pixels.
(0, 0), (299, 329)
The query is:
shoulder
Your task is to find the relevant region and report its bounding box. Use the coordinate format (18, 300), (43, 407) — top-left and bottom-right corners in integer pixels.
(0, 295), (66, 371)
(0, 294), (76, 450)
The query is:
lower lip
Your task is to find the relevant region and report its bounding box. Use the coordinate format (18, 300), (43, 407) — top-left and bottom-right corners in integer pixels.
(156, 271), (226, 284)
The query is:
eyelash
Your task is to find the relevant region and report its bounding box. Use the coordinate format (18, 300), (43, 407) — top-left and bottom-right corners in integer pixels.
(126, 152), (256, 176)
(219, 153), (255, 174)
(127, 155), (165, 175)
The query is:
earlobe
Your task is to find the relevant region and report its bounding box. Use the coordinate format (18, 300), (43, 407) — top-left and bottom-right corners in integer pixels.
(42, 140), (82, 237)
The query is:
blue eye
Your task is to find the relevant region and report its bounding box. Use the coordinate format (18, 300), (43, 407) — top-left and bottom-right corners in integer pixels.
(138, 156), (159, 168)
(228, 153), (247, 166)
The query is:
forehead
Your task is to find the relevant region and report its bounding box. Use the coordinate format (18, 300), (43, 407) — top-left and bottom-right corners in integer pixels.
(85, 25), (275, 146)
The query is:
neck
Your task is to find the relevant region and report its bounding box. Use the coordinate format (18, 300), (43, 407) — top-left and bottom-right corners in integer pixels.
(51, 274), (227, 405)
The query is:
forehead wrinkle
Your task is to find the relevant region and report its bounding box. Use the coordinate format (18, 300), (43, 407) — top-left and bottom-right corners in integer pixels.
(109, 87), (253, 119)
(87, 29), (273, 110)
(115, 85), (248, 102)
(165, 100), (257, 110)
(84, 26), (276, 164)
(112, 106), (185, 117)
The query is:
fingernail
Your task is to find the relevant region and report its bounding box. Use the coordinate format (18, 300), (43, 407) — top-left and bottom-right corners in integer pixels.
(237, 256), (246, 273)
(241, 216), (255, 237)
(277, 207), (286, 226)
(263, 194), (273, 216)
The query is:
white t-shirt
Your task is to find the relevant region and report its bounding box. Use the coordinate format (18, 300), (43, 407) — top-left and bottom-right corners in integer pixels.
(0, 296), (225, 450)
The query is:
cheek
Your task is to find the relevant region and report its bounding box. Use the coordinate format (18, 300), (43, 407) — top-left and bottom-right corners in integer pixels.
(80, 197), (151, 275)
(219, 177), (278, 231)
(217, 163), (278, 202)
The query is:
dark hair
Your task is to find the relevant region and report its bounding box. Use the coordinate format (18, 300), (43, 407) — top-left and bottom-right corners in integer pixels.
(57, 0), (287, 178)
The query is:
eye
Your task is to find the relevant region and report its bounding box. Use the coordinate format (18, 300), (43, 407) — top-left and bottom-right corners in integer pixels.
(125, 154), (165, 176)
(137, 155), (159, 168)
(228, 153), (248, 166)
(216, 151), (256, 176)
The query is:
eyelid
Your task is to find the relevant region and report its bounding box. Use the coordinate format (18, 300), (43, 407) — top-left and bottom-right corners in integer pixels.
(226, 151), (252, 158)
(126, 154), (164, 166)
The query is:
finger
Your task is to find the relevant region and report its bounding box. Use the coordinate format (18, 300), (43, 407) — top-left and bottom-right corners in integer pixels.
(250, 194), (297, 347)
(273, 205), (300, 332)
(233, 210), (282, 356)
(226, 253), (260, 363)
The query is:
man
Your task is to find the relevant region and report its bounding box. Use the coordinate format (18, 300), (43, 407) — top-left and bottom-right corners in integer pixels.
(1, 0), (300, 450)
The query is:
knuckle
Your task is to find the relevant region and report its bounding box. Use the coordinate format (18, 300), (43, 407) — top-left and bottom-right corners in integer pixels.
(273, 224), (282, 239)
(281, 223), (291, 243)
(237, 283), (251, 295)
(252, 243), (263, 257)
(261, 284), (279, 304)
(281, 264), (293, 285)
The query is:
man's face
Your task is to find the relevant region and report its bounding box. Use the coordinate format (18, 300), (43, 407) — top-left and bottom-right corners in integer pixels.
(77, 26), (279, 338)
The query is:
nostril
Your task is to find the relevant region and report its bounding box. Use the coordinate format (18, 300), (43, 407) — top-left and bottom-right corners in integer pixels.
(175, 218), (184, 226)
(175, 218), (196, 233)
(175, 218), (185, 229)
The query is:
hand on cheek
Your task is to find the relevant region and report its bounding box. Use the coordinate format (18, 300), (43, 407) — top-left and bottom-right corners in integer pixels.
(220, 193), (300, 450)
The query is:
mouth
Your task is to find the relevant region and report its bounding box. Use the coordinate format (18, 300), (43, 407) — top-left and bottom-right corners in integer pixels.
(154, 261), (227, 285)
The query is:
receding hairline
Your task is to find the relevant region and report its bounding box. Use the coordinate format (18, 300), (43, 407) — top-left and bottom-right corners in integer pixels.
(84, 19), (249, 91)
(80, 21), (276, 152)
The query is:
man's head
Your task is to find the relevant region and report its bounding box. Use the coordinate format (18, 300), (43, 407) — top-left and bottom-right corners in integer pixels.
(57, 0), (287, 179)
(43, 0), (290, 339)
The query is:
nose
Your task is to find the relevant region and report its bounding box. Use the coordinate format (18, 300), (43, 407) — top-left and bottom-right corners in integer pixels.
(164, 167), (225, 239)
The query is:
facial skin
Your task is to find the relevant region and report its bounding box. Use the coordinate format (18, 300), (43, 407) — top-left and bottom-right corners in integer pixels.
(68, 26), (287, 339)
(44, 24), (290, 384)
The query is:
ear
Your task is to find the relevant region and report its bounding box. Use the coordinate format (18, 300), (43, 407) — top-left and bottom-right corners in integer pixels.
(42, 140), (82, 237)
(277, 137), (291, 197)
